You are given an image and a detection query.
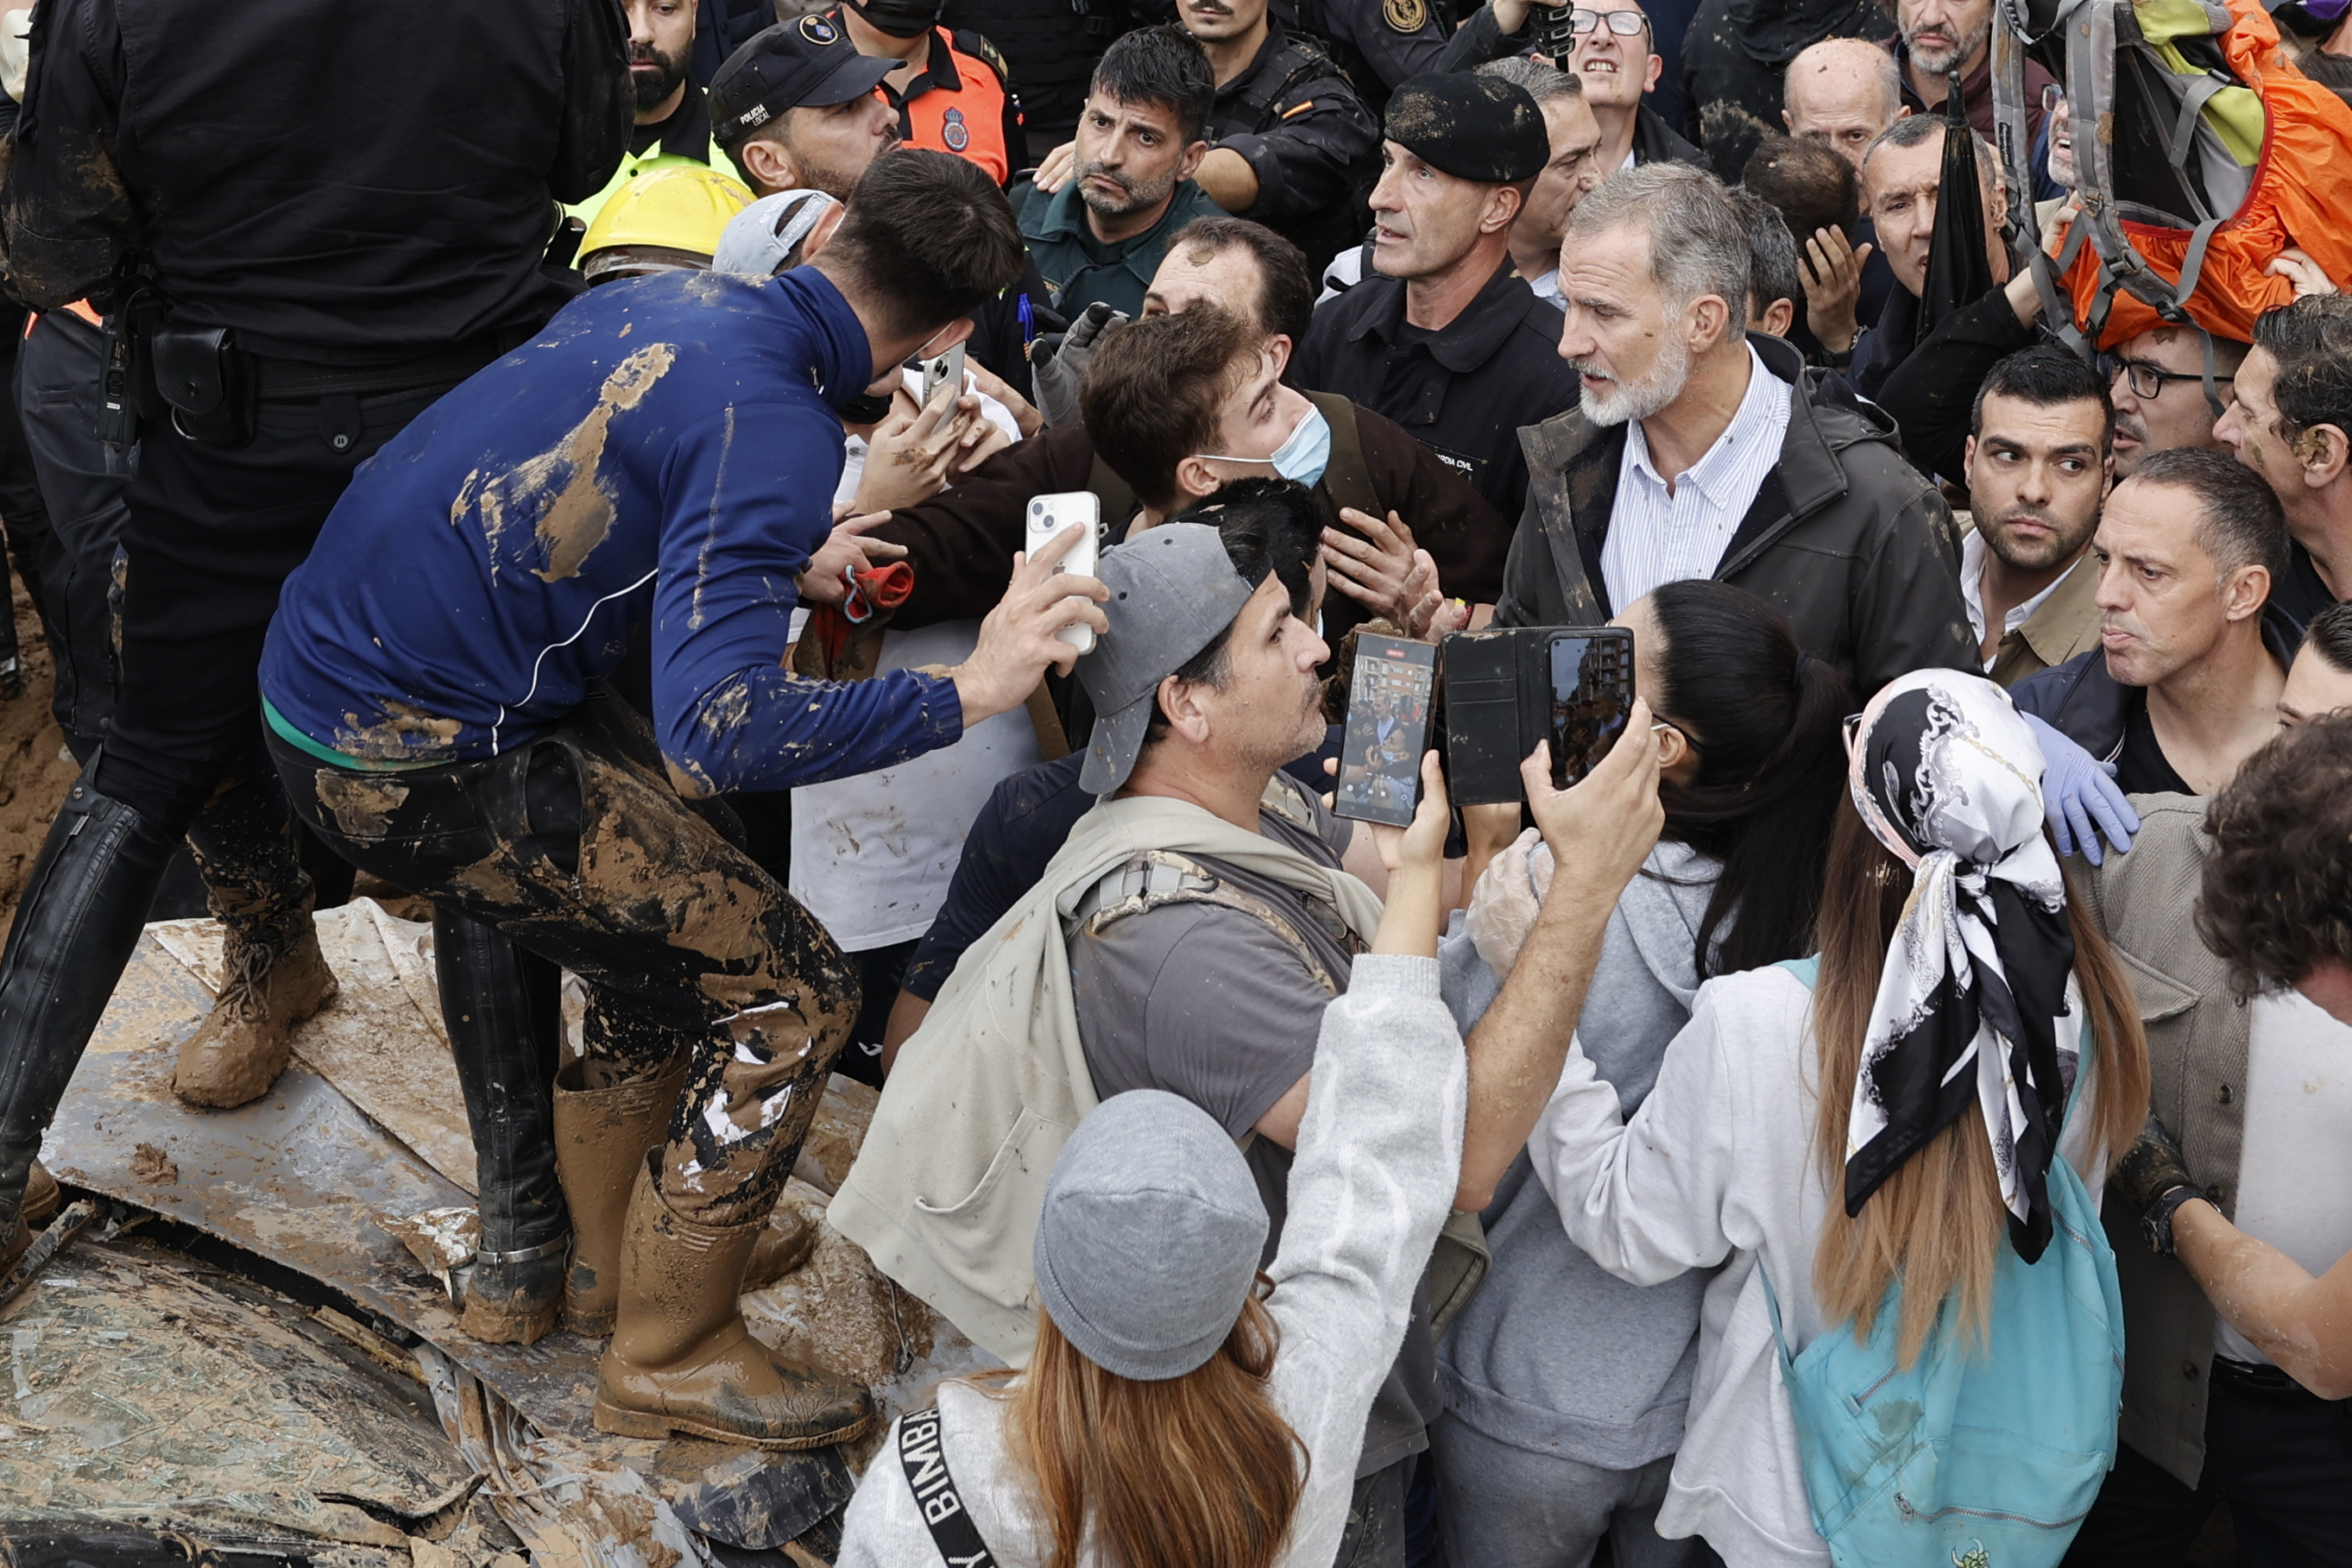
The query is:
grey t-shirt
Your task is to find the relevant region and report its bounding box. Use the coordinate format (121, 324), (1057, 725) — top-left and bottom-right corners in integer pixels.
(1069, 791), (1441, 1478)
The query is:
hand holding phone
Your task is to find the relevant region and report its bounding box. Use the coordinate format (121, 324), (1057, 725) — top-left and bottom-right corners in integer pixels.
(1025, 492), (1101, 653)
(917, 341), (968, 406)
(1334, 633), (1437, 826)
(1546, 629), (1636, 790)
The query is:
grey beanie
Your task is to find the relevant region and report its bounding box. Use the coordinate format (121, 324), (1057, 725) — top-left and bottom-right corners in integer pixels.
(1032, 1090), (1270, 1381)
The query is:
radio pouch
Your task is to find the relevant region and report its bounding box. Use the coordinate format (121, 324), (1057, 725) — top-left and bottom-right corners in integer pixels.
(151, 324), (257, 447)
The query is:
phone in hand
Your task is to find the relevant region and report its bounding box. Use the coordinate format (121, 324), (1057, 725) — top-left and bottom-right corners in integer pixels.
(1334, 633), (1437, 826)
(917, 341), (968, 407)
(1440, 625), (1636, 803)
(1548, 628), (1635, 790)
(1025, 491), (1101, 654)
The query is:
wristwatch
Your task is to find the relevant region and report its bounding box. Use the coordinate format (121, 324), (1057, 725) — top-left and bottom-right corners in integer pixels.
(2141, 1182), (2210, 1257)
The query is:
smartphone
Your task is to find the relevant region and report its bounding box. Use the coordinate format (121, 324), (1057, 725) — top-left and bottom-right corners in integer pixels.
(1548, 628), (1635, 790)
(1025, 491), (1101, 654)
(918, 341), (968, 407)
(1334, 634), (1437, 826)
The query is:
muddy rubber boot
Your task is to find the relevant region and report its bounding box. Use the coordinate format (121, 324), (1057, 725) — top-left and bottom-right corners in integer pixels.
(437, 910), (569, 1345)
(0, 776), (181, 1256)
(170, 917), (338, 1107)
(3, 1162), (62, 1269)
(553, 1055), (690, 1336)
(742, 1206), (819, 1289)
(593, 1165), (874, 1449)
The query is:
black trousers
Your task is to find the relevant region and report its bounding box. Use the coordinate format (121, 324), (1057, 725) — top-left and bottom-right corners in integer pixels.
(15, 306), (131, 751)
(267, 701), (856, 1230)
(2065, 1358), (2352, 1567)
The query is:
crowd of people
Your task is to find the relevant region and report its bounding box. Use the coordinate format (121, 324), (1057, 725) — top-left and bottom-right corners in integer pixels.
(0, 0), (2349, 1564)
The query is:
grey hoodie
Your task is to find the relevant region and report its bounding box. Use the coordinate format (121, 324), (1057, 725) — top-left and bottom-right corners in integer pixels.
(1438, 840), (1723, 1469)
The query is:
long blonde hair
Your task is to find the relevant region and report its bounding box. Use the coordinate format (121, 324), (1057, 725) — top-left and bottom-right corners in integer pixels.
(1808, 806), (2149, 1365)
(1003, 1282), (1308, 1568)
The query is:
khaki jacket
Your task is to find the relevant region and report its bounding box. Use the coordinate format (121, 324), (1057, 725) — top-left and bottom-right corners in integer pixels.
(1989, 550), (2103, 687)
(2081, 797), (2248, 1489)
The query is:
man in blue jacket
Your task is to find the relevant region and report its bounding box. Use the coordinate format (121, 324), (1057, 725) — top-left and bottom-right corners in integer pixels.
(258, 150), (1106, 1449)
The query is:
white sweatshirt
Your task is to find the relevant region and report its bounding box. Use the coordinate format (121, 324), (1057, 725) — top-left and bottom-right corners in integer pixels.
(1528, 965), (2104, 1568)
(835, 954), (1467, 1568)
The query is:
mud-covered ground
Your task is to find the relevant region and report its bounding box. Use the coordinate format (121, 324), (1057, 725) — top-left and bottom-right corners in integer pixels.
(0, 585), (81, 932)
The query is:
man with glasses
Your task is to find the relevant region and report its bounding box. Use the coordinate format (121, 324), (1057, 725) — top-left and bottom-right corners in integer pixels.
(1438, 1), (1704, 174)
(2108, 328), (2249, 479)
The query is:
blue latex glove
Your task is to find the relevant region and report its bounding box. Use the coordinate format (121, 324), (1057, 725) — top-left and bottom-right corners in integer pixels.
(2021, 712), (2140, 865)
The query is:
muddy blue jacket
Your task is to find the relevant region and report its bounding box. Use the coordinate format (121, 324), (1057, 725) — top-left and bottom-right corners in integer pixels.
(260, 268), (964, 795)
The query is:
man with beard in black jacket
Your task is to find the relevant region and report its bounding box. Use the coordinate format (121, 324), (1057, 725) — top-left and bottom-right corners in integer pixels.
(1498, 161), (1971, 699)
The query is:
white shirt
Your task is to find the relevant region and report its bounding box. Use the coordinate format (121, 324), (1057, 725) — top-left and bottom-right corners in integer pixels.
(1600, 345), (1792, 612)
(2216, 990), (2352, 1364)
(1960, 528), (2073, 672)
(1527, 266), (1563, 307)
(787, 374), (1037, 952)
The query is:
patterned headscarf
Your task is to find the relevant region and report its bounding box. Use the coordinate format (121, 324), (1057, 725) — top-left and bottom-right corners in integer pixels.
(1843, 671), (2078, 1263)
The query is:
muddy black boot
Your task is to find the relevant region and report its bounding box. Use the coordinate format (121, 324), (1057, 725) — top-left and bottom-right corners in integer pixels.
(435, 909), (570, 1345)
(173, 767), (338, 1108)
(0, 776), (180, 1244)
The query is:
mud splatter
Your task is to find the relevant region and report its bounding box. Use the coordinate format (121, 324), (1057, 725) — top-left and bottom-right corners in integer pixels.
(313, 773), (411, 844)
(695, 675), (754, 745)
(334, 702), (462, 763)
(463, 343), (677, 583)
(129, 1143), (178, 1186)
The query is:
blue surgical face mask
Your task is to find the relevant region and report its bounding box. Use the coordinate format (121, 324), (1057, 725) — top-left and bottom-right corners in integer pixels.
(1266, 402), (1332, 487)
(1200, 401), (1332, 488)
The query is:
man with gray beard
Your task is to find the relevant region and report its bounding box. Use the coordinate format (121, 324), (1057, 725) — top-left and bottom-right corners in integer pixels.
(1011, 26), (1226, 318)
(1494, 162), (1977, 701)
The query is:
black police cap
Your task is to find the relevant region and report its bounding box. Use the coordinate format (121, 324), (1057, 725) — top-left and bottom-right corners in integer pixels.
(1384, 72), (1551, 185)
(709, 15), (896, 147)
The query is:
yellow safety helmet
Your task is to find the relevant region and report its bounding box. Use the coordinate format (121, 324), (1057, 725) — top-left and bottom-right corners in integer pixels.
(578, 162), (757, 284)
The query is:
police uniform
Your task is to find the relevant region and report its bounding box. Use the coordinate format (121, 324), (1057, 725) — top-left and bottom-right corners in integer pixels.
(1012, 176), (1226, 318)
(1276, 0), (1453, 111)
(941, 0), (1129, 154)
(1203, 22), (1381, 270)
(0, 0), (628, 1240)
(1290, 73), (1579, 520)
(850, 16), (1025, 186)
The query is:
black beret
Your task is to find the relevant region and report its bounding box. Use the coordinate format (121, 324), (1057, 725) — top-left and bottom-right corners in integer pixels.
(1384, 72), (1550, 185)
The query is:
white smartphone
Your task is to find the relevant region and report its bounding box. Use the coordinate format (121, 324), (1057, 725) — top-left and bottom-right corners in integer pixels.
(1025, 491), (1100, 654)
(917, 341), (967, 406)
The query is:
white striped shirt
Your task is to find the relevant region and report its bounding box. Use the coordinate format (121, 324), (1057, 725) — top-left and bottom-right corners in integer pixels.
(1600, 345), (1793, 613)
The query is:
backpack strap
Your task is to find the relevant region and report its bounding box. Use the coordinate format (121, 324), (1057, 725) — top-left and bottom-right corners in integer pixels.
(1071, 845), (1355, 990)
(897, 1405), (1001, 1567)
(1305, 390), (1380, 520)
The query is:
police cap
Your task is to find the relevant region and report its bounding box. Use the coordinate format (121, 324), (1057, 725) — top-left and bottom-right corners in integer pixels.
(1384, 72), (1550, 185)
(709, 16), (895, 147)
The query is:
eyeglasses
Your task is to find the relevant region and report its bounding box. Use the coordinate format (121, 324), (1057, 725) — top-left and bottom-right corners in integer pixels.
(1570, 8), (1651, 35)
(2040, 82), (2065, 116)
(2103, 355), (2225, 400)
(1650, 719), (1704, 759)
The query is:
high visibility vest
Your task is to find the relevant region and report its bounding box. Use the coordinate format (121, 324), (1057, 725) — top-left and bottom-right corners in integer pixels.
(890, 26), (1020, 186)
(566, 81), (729, 228)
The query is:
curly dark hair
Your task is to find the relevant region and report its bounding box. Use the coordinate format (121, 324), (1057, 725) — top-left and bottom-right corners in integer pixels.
(2194, 712), (2352, 997)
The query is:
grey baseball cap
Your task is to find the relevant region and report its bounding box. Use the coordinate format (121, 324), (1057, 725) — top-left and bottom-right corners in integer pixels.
(713, 189), (840, 277)
(1033, 1089), (1269, 1381)
(1075, 523), (1258, 797)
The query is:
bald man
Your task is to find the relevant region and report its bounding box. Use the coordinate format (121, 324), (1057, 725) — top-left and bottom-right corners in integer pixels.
(1781, 37), (1902, 369)
(1675, 0), (1892, 180)
(1783, 37), (1906, 172)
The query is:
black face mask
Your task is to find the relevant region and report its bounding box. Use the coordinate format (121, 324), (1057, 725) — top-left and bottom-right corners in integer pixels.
(848, 0), (943, 38)
(836, 387), (898, 424)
